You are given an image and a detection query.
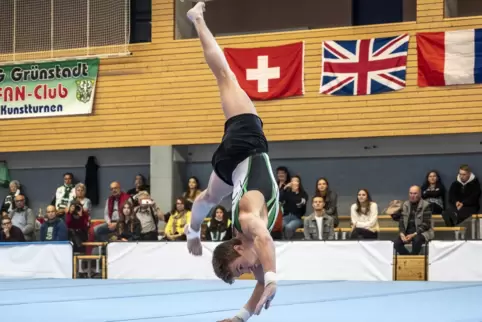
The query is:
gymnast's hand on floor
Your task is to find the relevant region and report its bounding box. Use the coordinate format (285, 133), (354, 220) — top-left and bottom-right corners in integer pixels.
(254, 282), (277, 315)
(217, 317), (243, 322)
(184, 224), (203, 256)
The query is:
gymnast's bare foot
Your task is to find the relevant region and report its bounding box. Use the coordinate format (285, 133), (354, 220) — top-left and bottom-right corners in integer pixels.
(187, 2), (206, 23)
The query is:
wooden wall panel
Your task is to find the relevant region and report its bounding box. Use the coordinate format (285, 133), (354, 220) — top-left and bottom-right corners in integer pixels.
(1, 0), (482, 152)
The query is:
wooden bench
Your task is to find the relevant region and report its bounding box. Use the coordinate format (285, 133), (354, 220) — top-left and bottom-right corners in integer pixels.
(295, 226), (466, 240)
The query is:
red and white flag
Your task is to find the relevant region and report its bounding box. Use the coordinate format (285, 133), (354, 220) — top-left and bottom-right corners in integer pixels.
(224, 42), (304, 100)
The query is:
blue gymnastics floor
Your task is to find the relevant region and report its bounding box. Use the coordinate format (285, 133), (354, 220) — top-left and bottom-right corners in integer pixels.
(0, 278), (482, 322)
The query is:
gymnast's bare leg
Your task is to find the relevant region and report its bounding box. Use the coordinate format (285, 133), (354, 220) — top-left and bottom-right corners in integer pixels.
(184, 2), (258, 256)
(187, 1), (257, 119)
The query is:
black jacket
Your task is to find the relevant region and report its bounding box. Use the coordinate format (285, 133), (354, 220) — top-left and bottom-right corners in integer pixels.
(448, 174), (481, 211)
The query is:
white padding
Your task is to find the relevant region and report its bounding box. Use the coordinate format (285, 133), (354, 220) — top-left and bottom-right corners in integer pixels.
(429, 240), (482, 281)
(0, 242), (73, 279)
(107, 241), (394, 281)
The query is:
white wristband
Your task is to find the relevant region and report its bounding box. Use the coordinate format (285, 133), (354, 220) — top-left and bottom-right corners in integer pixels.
(185, 225), (200, 240)
(235, 307), (251, 322)
(264, 271), (277, 287)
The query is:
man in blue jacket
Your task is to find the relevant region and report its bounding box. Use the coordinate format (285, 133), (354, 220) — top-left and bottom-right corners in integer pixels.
(40, 205), (68, 241)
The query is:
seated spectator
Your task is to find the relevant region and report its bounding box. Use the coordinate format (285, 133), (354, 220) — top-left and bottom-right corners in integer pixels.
(40, 205), (68, 242)
(314, 177), (339, 227)
(393, 185), (433, 255)
(421, 170), (446, 214)
(65, 201), (89, 252)
(276, 166), (291, 191)
(0, 215), (25, 242)
(134, 191), (159, 241)
(52, 172), (76, 219)
(8, 194), (35, 241)
(442, 164), (481, 227)
(129, 174), (150, 206)
(280, 175), (308, 240)
(303, 196), (335, 240)
(1, 180), (28, 216)
(183, 176), (202, 207)
(350, 189), (379, 240)
(68, 183), (92, 214)
(116, 203), (142, 241)
(165, 197), (191, 241)
(206, 206), (232, 241)
(95, 181), (131, 242)
(128, 174), (150, 195)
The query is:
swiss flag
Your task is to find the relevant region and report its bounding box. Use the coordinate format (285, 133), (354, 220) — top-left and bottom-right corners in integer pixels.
(224, 42), (305, 101)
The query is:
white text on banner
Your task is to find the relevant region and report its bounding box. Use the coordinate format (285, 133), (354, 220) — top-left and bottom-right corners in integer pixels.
(428, 240), (482, 281)
(107, 241), (394, 281)
(0, 242), (73, 279)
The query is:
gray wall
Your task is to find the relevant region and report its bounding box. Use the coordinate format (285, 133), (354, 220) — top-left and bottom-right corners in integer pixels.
(186, 152), (482, 215)
(0, 148), (150, 219)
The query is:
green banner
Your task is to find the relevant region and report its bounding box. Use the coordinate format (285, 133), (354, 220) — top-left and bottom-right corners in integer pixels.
(0, 58), (99, 119)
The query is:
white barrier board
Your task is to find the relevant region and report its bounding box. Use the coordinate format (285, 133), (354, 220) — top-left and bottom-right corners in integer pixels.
(0, 242), (73, 279)
(107, 241), (394, 281)
(429, 240), (482, 281)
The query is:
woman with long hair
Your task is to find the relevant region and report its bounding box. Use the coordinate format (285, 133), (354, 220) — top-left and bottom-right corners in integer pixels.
(116, 202), (141, 241)
(314, 177), (339, 227)
(350, 189), (379, 240)
(165, 197), (192, 241)
(183, 177), (202, 208)
(421, 170), (446, 214)
(206, 205), (232, 241)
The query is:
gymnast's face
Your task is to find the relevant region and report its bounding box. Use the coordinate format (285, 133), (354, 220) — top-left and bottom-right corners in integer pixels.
(229, 244), (259, 277)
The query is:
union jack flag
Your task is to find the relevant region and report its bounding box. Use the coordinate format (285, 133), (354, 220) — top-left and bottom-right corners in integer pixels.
(320, 34), (410, 96)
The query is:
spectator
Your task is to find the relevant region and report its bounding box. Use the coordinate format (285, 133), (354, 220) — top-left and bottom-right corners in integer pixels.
(1, 180), (27, 216)
(276, 166), (291, 191)
(52, 172), (76, 218)
(350, 189), (379, 240)
(134, 191), (159, 241)
(314, 177), (339, 227)
(128, 174), (150, 196)
(0, 215), (25, 242)
(128, 174), (150, 207)
(68, 183), (92, 214)
(8, 194), (35, 241)
(40, 205), (68, 242)
(116, 202), (141, 241)
(280, 175), (308, 240)
(393, 185), (433, 255)
(206, 205), (232, 241)
(442, 165), (481, 227)
(421, 170), (446, 214)
(303, 196), (335, 240)
(65, 201), (89, 252)
(183, 176), (202, 207)
(94, 181), (131, 242)
(165, 197), (191, 241)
